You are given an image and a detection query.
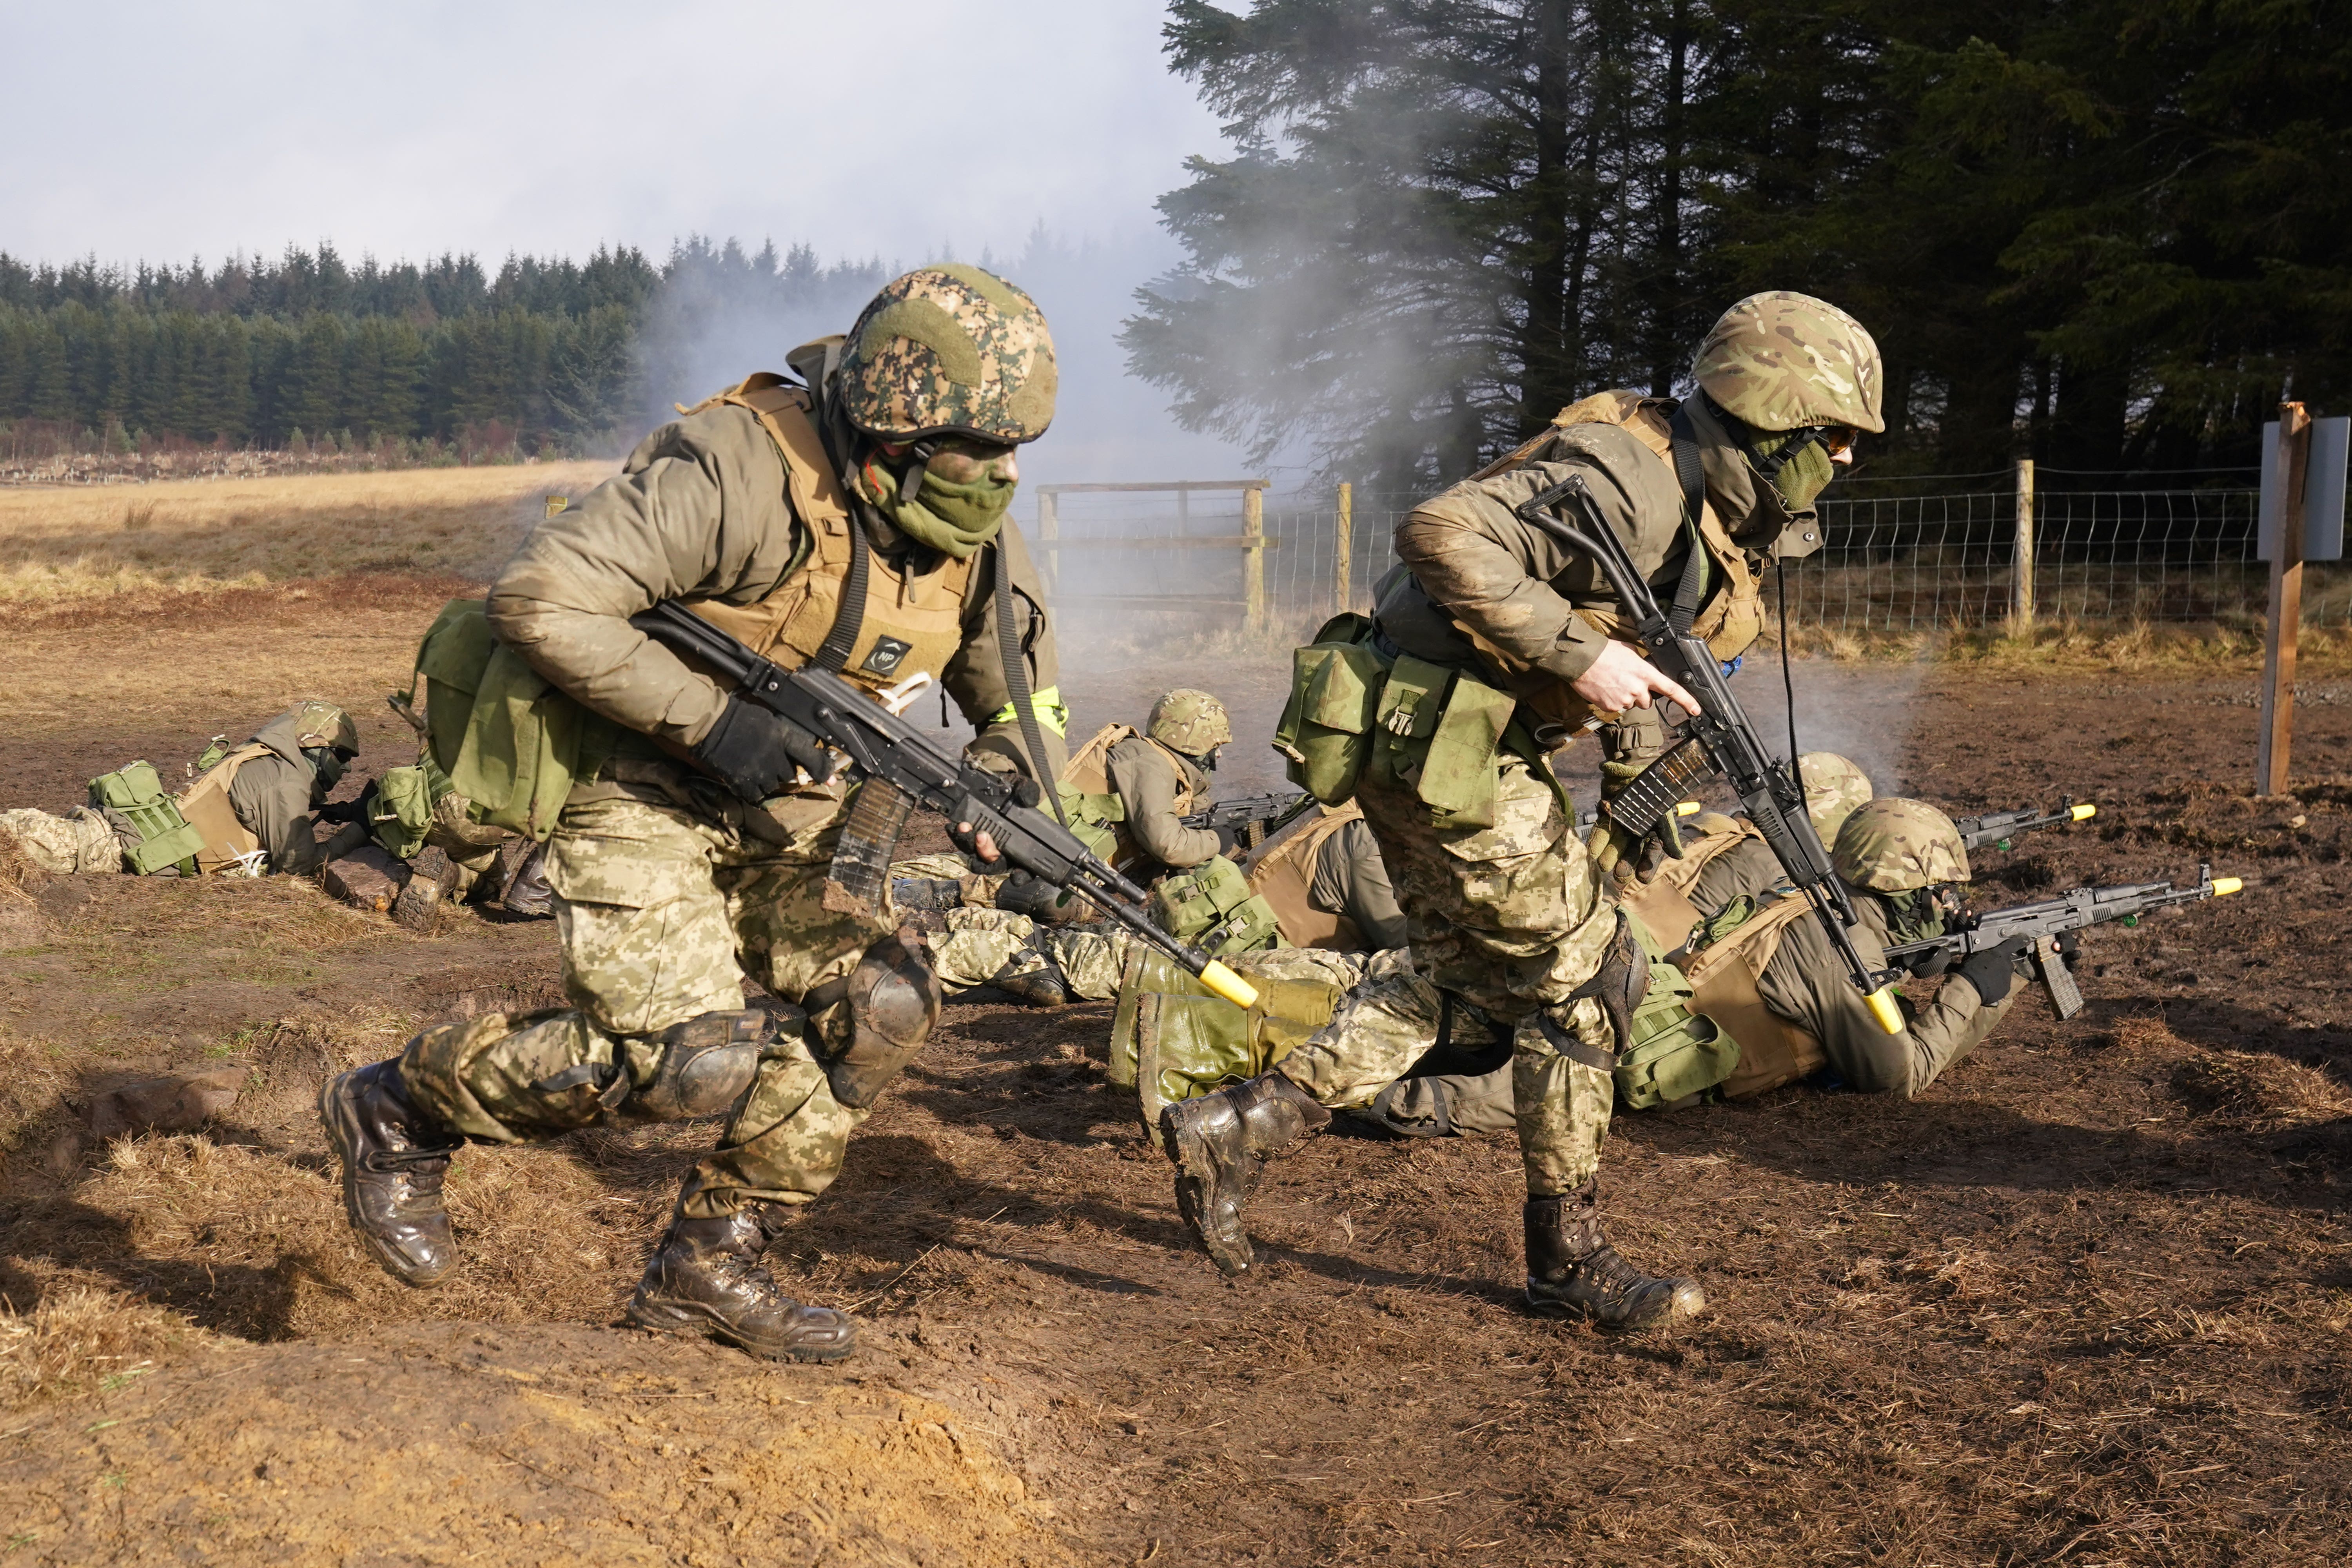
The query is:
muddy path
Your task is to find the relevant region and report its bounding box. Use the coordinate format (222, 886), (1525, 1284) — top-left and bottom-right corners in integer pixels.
(3, 586), (2351, 1564)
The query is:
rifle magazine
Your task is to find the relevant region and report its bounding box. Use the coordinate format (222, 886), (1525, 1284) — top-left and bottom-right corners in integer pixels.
(822, 779), (915, 919)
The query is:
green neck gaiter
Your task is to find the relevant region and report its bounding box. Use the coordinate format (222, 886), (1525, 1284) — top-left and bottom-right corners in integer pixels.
(1879, 889), (1948, 949)
(1749, 430), (1837, 511)
(858, 459), (1015, 559)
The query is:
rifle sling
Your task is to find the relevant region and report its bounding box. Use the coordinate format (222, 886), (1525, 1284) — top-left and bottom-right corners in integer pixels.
(993, 540), (1070, 825)
(1666, 402), (1711, 638)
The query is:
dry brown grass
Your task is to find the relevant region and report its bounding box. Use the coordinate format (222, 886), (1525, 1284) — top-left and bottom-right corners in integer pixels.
(2172, 1050), (2352, 1129)
(0, 460), (613, 604)
(1751, 614), (2352, 671)
(0, 1286), (205, 1411)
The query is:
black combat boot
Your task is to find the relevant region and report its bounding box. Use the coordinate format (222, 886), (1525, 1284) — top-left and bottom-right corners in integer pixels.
(987, 948), (1071, 1007)
(625, 1205), (857, 1363)
(318, 1059), (466, 1288)
(1161, 1071), (1332, 1275)
(1524, 1179), (1706, 1331)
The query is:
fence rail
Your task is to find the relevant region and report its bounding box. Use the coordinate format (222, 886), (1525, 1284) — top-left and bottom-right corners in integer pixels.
(1030, 462), (2350, 633)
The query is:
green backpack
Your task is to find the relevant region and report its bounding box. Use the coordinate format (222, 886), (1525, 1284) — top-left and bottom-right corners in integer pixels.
(87, 761), (205, 876)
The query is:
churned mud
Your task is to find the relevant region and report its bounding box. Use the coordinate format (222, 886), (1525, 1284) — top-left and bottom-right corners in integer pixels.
(2, 582), (2350, 1565)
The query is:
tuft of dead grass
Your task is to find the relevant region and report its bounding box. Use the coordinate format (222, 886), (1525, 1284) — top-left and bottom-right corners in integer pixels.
(0, 1286), (204, 1410)
(2171, 1050), (2352, 1129)
(0, 461), (613, 604)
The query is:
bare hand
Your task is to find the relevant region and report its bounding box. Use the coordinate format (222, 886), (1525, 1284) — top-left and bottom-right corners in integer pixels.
(1571, 639), (1702, 716)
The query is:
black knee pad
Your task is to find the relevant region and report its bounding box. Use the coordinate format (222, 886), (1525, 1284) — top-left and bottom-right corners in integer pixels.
(630, 1009), (769, 1120)
(823, 929), (943, 1110)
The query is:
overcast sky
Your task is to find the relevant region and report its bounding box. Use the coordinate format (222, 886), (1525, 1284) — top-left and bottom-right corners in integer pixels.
(0, 0), (1263, 481)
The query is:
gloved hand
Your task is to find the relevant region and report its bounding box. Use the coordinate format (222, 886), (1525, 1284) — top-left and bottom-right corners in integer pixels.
(1212, 822), (1245, 857)
(947, 775), (1036, 861)
(1587, 760), (1686, 882)
(2053, 930), (2082, 972)
(1906, 945), (1955, 979)
(1955, 936), (2031, 1007)
(691, 696), (834, 801)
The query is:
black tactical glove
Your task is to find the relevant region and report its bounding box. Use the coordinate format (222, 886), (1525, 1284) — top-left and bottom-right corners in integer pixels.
(1212, 822), (1245, 857)
(1906, 945), (1955, 979)
(691, 696), (834, 802)
(1955, 936), (2031, 1007)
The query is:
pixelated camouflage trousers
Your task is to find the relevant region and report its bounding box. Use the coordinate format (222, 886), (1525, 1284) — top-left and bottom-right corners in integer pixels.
(399, 788), (897, 1218)
(1352, 749), (1620, 1195)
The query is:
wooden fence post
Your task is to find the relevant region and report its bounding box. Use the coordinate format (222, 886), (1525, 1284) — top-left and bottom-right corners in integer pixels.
(1243, 485), (1267, 634)
(1334, 482), (1353, 615)
(2012, 459), (2035, 630)
(2258, 401), (2311, 796)
(1037, 487), (1059, 599)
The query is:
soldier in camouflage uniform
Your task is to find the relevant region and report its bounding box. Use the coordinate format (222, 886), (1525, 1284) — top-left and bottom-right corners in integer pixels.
(319, 265), (1063, 1363)
(1161, 293), (1884, 1331)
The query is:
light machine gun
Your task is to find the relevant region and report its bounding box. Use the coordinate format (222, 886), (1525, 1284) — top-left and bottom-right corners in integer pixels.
(1882, 864), (2241, 1020)
(1955, 799), (2097, 853)
(1511, 476), (1908, 1034)
(1179, 791), (1319, 854)
(632, 601), (1260, 1008)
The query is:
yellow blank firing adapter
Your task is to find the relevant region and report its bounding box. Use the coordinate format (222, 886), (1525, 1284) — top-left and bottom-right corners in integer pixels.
(1675, 800), (1702, 817)
(1200, 961), (1258, 1009)
(2211, 876), (2243, 897)
(1866, 987), (1905, 1035)
(2071, 803), (2097, 821)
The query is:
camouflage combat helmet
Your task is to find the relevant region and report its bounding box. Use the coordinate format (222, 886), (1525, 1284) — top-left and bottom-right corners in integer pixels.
(1833, 798), (1969, 894)
(834, 265), (1057, 445)
(1148, 689), (1232, 758)
(1798, 752), (1874, 844)
(1691, 292), (1885, 435)
(286, 699), (358, 755)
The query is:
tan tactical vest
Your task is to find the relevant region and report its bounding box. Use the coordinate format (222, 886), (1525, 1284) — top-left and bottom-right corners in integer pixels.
(1246, 802), (1364, 950)
(675, 375), (976, 698)
(1674, 894), (1826, 1098)
(175, 742), (274, 873)
(1616, 819), (1762, 953)
(1059, 722), (1202, 870)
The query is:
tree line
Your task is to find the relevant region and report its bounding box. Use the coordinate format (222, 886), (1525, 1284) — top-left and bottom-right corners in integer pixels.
(1123, 0), (2351, 488)
(0, 239), (885, 454)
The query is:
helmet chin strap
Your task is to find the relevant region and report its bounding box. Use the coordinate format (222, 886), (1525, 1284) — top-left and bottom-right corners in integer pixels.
(1699, 390), (1829, 481)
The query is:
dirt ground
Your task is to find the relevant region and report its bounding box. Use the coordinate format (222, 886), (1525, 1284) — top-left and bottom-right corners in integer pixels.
(4, 578), (2352, 1566)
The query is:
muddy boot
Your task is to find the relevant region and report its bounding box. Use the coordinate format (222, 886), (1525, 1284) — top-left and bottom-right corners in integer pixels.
(988, 948), (1070, 1007)
(996, 871), (1087, 926)
(1161, 1071), (1331, 1276)
(890, 875), (965, 913)
(318, 1060), (466, 1289)
(1524, 1180), (1705, 1331)
(625, 1205), (857, 1363)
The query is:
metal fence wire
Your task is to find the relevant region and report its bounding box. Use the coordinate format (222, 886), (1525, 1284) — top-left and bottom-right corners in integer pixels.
(1032, 469), (2348, 633)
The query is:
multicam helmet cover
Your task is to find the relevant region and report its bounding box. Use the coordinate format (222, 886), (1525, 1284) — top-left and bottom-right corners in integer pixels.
(1147, 689), (1233, 758)
(1691, 292), (1885, 435)
(1832, 797), (1971, 893)
(1798, 751), (1875, 845)
(287, 699), (358, 755)
(834, 264), (1058, 445)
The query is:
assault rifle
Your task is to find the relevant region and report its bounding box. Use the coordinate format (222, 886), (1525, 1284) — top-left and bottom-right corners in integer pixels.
(1882, 864), (2241, 1020)
(1180, 791), (1318, 853)
(1573, 799), (1703, 835)
(1512, 476), (1907, 1033)
(631, 601), (1259, 1007)
(1955, 799), (2097, 853)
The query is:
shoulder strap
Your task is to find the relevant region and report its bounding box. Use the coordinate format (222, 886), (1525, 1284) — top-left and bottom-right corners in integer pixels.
(1665, 402), (1711, 637)
(991, 540), (1068, 823)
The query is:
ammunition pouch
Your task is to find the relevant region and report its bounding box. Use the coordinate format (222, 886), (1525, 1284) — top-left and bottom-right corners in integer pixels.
(369, 762), (443, 861)
(818, 929), (943, 1110)
(86, 760), (203, 876)
(1132, 978), (1343, 1141)
(1148, 855), (1283, 958)
(1609, 909), (1742, 1110)
(1272, 614), (1385, 805)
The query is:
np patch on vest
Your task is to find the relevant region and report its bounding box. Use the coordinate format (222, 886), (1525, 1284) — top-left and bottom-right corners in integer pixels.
(861, 636), (915, 677)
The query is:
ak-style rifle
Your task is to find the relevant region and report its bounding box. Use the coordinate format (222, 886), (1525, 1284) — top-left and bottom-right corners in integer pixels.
(1179, 790), (1318, 853)
(1955, 799), (2098, 853)
(1882, 864), (2241, 1019)
(632, 600), (1258, 1007)
(1512, 476), (1907, 1033)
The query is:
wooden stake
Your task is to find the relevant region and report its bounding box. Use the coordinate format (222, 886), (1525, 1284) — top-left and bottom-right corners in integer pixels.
(2012, 459), (2035, 630)
(1242, 486), (1266, 634)
(2258, 401), (2310, 797)
(1334, 482), (1354, 615)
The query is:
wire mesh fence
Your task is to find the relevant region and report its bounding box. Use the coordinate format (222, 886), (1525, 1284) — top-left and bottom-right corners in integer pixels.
(1029, 468), (2350, 634)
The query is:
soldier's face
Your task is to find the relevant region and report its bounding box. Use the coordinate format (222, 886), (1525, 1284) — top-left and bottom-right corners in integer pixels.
(925, 437), (1020, 486)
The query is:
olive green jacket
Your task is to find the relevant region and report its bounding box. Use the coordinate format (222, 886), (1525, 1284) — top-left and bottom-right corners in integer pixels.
(226, 708), (358, 875)
(1105, 737), (1220, 872)
(1688, 837), (1784, 915)
(1309, 815), (1407, 950)
(1375, 395), (1788, 686)
(1753, 887), (2016, 1098)
(485, 403), (1065, 782)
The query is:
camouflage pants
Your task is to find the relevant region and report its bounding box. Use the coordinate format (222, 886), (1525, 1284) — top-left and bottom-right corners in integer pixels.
(399, 788), (895, 1218)
(1353, 749), (1619, 1195)
(925, 907), (1130, 1001)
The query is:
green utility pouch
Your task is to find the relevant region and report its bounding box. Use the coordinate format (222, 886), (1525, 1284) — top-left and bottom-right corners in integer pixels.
(1273, 613), (1385, 805)
(368, 762), (446, 861)
(1057, 786), (1123, 862)
(1149, 855), (1283, 958)
(1368, 653), (1520, 830)
(86, 761), (203, 875)
(1131, 979), (1344, 1145)
(1611, 911), (1741, 1110)
(406, 599), (619, 843)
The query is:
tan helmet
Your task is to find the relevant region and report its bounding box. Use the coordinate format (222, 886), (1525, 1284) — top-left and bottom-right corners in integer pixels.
(1833, 798), (1970, 893)
(1691, 292), (1885, 435)
(833, 264), (1057, 445)
(1147, 689), (1232, 758)
(1798, 752), (1874, 845)
(287, 699), (358, 755)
